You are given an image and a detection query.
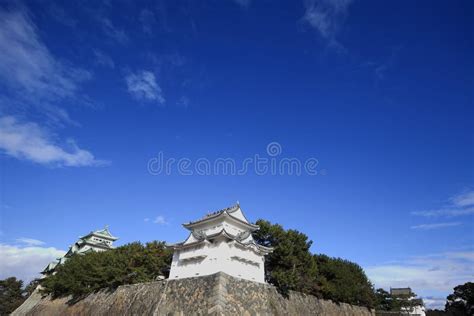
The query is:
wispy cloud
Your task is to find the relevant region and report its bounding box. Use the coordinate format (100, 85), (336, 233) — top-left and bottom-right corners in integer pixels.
(153, 216), (168, 225)
(101, 17), (128, 45)
(410, 222), (462, 230)
(232, 0), (252, 8)
(0, 7), (105, 167)
(48, 4), (77, 28)
(93, 49), (115, 68)
(0, 8), (91, 121)
(423, 296), (448, 310)
(412, 190), (474, 218)
(0, 243), (65, 283)
(146, 52), (187, 71)
(451, 190), (474, 207)
(412, 208), (474, 218)
(363, 46), (403, 84)
(176, 96), (190, 108)
(125, 71), (165, 104)
(0, 116), (106, 167)
(139, 9), (156, 35)
(366, 251), (474, 309)
(302, 0), (353, 49)
(144, 216), (168, 225)
(16, 237), (45, 246)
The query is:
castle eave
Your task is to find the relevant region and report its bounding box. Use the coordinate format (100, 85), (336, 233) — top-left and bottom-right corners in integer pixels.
(182, 212), (259, 231)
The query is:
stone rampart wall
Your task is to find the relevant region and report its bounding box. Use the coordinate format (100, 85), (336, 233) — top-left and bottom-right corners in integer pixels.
(13, 272), (375, 316)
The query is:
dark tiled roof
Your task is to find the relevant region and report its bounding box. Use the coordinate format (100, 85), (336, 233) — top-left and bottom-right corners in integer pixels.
(171, 228), (273, 255)
(182, 204), (259, 230)
(187, 204), (240, 223)
(80, 226), (118, 241)
(390, 287), (412, 296)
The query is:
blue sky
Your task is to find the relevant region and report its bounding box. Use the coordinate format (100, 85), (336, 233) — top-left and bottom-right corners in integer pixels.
(0, 0), (473, 309)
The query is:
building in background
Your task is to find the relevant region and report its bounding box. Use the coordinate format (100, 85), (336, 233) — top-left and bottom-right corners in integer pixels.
(168, 204), (273, 283)
(390, 287), (426, 316)
(390, 288), (413, 297)
(41, 227), (118, 276)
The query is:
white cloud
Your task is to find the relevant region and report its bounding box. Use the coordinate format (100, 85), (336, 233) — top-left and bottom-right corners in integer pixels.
(451, 190), (474, 207)
(0, 243), (65, 283)
(0, 8), (91, 112)
(16, 238), (45, 246)
(153, 216), (168, 225)
(423, 296), (448, 310)
(366, 251), (474, 309)
(410, 222), (462, 230)
(93, 49), (115, 68)
(412, 190), (474, 218)
(302, 0), (353, 45)
(125, 71), (165, 104)
(0, 8), (104, 167)
(0, 116), (107, 167)
(412, 208), (474, 218)
(144, 216), (168, 224)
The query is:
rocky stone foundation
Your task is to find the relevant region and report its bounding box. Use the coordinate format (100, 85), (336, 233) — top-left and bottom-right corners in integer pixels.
(13, 272), (375, 316)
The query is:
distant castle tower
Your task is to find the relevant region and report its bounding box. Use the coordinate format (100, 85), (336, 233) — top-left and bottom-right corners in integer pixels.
(169, 204), (273, 283)
(42, 226), (118, 276)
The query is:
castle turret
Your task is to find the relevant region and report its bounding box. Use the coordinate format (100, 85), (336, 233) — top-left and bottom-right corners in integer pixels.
(169, 204), (272, 283)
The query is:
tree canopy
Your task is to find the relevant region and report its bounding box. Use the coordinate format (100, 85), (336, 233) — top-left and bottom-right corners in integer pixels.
(253, 219), (319, 296)
(445, 282), (474, 315)
(5, 222), (473, 314)
(315, 254), (375, 307)
(0, 277), (29, 315)
(253, 219), (375, 308)
(374, 288), (393, 311)
(374, 287), (422, 313)
(41, 241), (172, 299)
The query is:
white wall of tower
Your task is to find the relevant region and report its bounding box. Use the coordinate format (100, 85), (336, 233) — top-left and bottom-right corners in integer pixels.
(169, 239), (265, 283)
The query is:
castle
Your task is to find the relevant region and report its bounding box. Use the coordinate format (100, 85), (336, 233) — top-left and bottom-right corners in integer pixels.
(41, 226), (118, 275)
(40, 205), (273, 284)
(169, 203), (273, 283)
(15, 205), (377, 315)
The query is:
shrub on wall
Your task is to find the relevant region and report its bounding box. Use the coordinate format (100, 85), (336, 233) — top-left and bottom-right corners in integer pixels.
(253, 219), (319, 297)
(253, 219), (375, 308)
(315, 254), (375, 308)
(41, 241), (172, 299)
(0, 277), (27, 315)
